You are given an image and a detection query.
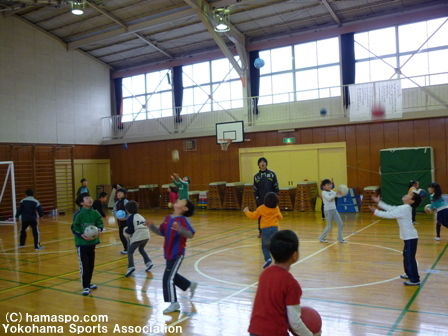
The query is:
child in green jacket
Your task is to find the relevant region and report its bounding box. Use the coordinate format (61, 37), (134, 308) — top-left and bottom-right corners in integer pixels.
(71, 193), (103, 295)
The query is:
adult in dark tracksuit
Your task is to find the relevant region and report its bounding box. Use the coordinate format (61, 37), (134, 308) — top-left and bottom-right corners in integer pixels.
(253, 157), (279, 237)
(16, 189), (45, 250)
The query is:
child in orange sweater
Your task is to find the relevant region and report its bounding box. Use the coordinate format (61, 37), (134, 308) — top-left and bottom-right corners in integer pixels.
(244, 192), (282, 269)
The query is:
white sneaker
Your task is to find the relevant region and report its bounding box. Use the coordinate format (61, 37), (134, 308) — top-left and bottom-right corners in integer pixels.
(35, 246), (45, 250)
(189, 282), (197, 299)
(400, 274), (409, 279)
(338, 240), (348, 243)
(435, 237), (441, 241)
(145, 261), (153, 271)
(319, 239), (328, 243)
(413, 222), (419, 225)
(163, 301), (180, 314)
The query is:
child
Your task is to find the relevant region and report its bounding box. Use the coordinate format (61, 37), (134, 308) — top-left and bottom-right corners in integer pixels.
(369, 192), (422, 286)
(319, 179), (346, 243)
(149, 199), (198, 314)
(171, 173), (190, 200)
(244, 192), (282, 269)
(168, 186), (179, 208)
(76, 178), (89, 197)
(113, 188), (129, 254)
(320, 178), (335, 220)
(248, 230), (318, 336)
(408, 180), (420, 224)
(71, 193), (103, 295)
(427, 182), (448, 241)
(123, 201), (153, 277)
(16, 189), (45, 250)
(112, 183), (123, 202)
(93, 192), (108, 219)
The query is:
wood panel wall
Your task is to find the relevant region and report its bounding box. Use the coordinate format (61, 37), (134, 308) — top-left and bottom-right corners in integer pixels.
(108, 117), (448, 193)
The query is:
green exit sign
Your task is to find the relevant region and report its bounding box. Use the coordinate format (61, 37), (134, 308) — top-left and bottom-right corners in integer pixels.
(283, 137), (296, 144)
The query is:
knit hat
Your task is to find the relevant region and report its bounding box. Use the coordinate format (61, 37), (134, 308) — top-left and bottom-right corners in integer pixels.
(258, 157), (268, 166)
(117, 188), (127, 196)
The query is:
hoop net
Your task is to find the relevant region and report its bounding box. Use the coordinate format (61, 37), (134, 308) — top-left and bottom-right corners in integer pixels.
(218, 139), (232, 151)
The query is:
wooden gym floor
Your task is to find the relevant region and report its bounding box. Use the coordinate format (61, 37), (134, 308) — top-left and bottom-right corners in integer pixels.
(0, 209), (447, 336)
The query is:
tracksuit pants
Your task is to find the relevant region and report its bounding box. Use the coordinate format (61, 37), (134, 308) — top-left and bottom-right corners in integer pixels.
(77, 245), (96, 289)
(163, 255), (191, 303)
(20, 220), (40, 248)
(403, 238), (420, 283)
(319, 209), (344, 242)
(127, 239), (151, 268)
(118, 224), (128, 251)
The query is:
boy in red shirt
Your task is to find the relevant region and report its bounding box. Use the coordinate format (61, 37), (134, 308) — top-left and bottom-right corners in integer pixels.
(248, 230), (321, 336)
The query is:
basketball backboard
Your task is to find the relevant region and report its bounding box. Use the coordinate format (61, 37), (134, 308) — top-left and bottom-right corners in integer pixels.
(216, 121), (244, 143)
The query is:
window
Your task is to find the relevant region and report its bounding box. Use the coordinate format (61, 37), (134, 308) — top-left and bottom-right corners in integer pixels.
(121, 69), (172, 121)
(355, 17), (448, 87)
(259, 37), (341, 104)
(182, 57), (243, 113)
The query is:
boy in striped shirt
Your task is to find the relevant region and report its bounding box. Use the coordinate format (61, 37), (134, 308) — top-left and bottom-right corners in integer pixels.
(149, 198), (198, 314)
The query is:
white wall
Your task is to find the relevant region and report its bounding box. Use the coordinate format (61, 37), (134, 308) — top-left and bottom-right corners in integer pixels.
(0, 16), (111, 145)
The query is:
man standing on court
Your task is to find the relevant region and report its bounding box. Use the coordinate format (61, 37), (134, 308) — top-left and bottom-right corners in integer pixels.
(253, 157), (279, 238)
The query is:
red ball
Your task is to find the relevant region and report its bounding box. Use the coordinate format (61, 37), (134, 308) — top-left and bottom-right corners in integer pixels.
(300, 306), (322, 333)
(371, 106), (385, 119)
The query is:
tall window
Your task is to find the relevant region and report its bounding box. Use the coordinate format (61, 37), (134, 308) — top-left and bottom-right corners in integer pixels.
(182, 57), (243, 114)
(122, 69), (172, 121)
(259, 37), (341, 105)
(355, 17), (448, 87)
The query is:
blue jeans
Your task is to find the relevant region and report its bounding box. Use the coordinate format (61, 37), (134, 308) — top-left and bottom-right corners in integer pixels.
(261, 226), (278, 262)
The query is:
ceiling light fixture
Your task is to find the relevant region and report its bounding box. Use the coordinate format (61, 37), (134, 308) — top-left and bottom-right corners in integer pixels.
(213, 8), (230, 33)
(71, 1), (86, 15)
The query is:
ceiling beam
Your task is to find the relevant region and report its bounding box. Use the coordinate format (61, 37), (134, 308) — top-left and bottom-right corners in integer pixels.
(134, 33), (173, 60)
(85, 1), (173, 60)
(184, 0), (246, 76)
(321, 0), (341, 25)
(86, 1), (127, 29)
(67, 8), (197, 50)
(11, 14), (114, 70)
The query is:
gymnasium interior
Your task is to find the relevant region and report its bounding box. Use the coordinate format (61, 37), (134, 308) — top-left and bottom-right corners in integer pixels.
(1, 0), (448, 335)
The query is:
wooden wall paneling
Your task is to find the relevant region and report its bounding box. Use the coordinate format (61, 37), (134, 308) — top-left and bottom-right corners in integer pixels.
(210, 137), (221, 183)
(111, 145), (122, 185)
(183, 139), (197, 190)
(369, 123), (385, 187)
(312, 128), (325, 144)
(264, 131), (277, 147)
(355, 125), (371, 190)
(131, 143), (142, 186)
(228, 141), (240, 183)
(345, 125), (358, 188)
(156, 141), (168, 187)
(140, 142), (151, 184)
(300, 129), (313, 144)
(413, 119), (430, 147)
(197, 137), (211, 190)
(429, 118), (447, 189)
(324, 126), (339, 143)
(398, 120), (415, 147)
(218, 140), (231, 183)
(254, 131), (267, 147)
(337, 126), (346, 142)
(383, 122), (399, 148)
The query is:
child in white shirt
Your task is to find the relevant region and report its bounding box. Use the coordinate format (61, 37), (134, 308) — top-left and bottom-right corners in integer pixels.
(369, 193), (422, 286)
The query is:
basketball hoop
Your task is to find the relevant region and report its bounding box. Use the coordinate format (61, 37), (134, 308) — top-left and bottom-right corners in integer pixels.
(218, 138), (232, 151)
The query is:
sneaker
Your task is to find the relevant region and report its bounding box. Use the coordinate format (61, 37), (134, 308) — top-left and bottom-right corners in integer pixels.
(102, 228), (106, 232)
(17, 245), (25, 248)
(163, 301), (180, 314)
(319, 239), (328, 243)
(90, 284), (97, 289)
(435, 237), (441, 241)
(125, 267), (135, 277)
(400, 274), (409, 279)
(339, 240), (348, 243)
(322, 218), (326, 220)
(263, 259), (272, 269)
(35, 246), (45, 250)
(120, 250), (128, 255)
(189, 281), (197, 299)
(413, 222), (419, 225)
(404, 281), (420, 286)
(82, 288), (90, 295)
(145, 262), (153, 272)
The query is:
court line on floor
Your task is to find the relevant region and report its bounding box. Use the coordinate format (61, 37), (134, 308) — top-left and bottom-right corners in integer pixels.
(387, 243), (448, 335)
